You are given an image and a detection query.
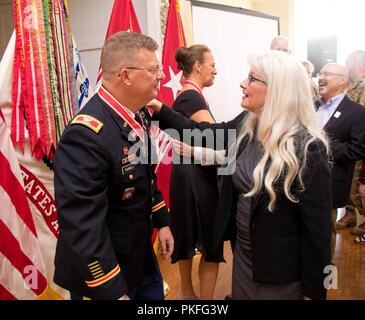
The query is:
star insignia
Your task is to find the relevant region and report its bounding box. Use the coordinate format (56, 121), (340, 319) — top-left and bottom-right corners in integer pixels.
(163, 66), (183, 100)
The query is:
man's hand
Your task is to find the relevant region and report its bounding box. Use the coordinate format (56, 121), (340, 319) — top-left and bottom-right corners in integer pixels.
(147, 99), (163, 113)
(158, 226), (174, 259)
(118, 294), (130, 300)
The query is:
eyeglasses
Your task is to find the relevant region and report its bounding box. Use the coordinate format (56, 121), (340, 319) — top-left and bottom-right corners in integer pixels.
(248, 73), (267, 85)
(125, 66), (164, 76)
(273, 48), (290, 53)
(318, 71), (345, 78)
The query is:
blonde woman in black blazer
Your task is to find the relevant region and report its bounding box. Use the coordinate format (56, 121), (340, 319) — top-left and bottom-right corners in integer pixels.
(150, 51), (332, 300)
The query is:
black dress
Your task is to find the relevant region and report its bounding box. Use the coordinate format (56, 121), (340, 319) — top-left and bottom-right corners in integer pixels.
(170, 90), (224, 263)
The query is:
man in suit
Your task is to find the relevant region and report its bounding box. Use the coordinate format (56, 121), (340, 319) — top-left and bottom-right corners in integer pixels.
(53, 32), (174, 300)
(336, 51), (365, 237)
(317, 63), (365, 263)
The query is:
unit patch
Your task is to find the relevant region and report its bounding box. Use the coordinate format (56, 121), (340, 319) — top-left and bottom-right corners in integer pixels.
(122, 187), (135, 201)
(71, 114), (103, 133)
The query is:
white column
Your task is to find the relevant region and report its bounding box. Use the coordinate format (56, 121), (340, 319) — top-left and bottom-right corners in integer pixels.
(133, 0), (148, 33)
(146, 0), (162, 56)
(0, 1), (14, 59)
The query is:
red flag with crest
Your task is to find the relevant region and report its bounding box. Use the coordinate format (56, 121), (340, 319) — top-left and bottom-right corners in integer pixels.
(96, 0), (141, 88)
(156, 0), (186, 208)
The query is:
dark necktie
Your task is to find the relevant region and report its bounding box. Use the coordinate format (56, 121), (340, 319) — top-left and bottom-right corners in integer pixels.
(135, 111), (147, 131)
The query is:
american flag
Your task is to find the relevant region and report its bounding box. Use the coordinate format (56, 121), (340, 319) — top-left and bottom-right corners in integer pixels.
(0, 109), (48, 299)
(150, 124), (174, 173)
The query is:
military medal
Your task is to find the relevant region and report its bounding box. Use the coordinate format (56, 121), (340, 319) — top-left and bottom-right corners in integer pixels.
(130, 131), (137, 140)
(122, 187), (135, 201)
(98, 86), (145, 142)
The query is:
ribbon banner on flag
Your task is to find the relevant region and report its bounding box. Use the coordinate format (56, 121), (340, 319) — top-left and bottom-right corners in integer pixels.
(0, 0), (93, 299)
(11, 0), (92, 159)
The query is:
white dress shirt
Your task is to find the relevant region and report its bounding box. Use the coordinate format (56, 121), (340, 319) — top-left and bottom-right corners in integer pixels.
(316, 93), (345, 127)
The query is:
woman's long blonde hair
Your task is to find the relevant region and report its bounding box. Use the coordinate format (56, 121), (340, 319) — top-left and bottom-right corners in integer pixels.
(238, 50), (329, 211)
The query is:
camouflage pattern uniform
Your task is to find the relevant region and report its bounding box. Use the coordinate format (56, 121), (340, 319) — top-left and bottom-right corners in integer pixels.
(360, 162), (365, 184)
(347, 77), (365, 106)
(346, 76), (365, 217)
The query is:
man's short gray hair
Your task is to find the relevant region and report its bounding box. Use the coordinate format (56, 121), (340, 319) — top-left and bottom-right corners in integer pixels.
(101, 31), (159, 80)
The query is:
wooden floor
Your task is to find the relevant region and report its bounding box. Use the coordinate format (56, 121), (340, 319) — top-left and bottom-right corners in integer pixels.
(158, 227), (365, 300)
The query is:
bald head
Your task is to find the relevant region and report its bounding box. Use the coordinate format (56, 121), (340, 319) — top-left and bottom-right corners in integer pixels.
(323, 63), (349, 78)
(271, 36), (291, 54)
(318, 63), (349, 102)
(346, 50), (365, 81)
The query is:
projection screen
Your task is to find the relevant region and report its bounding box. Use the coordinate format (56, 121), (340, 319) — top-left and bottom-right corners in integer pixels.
(191, 1), (279, 122)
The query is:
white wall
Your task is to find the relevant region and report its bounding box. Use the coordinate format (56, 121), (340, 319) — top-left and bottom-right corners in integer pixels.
(67, 0), (114, 88)
(293, 0), (365, 64)
(196, 0), (253, 8)
(191, 2), (278, 122)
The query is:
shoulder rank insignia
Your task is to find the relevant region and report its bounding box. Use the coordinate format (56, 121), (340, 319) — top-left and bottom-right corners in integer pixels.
(71, 114), (103, 133)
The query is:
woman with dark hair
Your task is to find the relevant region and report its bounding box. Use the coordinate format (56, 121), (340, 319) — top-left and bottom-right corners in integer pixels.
(169, 44), (220, 300)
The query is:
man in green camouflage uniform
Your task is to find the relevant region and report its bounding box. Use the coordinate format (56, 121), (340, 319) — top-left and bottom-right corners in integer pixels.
(337, 51), (365, 236)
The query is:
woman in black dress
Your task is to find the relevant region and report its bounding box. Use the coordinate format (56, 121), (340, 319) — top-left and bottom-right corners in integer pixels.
(170, 45), (221, 300)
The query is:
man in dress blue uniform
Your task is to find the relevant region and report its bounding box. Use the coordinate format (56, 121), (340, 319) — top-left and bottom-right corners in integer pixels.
(53, 32), (174, 300)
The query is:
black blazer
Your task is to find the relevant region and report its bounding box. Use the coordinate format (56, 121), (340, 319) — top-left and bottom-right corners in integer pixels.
(323, 95), (365, 208)
(157, 105), (331, 300)
(54, 94), (170, 299)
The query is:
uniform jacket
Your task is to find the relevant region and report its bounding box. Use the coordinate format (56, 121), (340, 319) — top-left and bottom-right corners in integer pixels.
(347, 76), (365, 106)
(156, 105), (331, 300)
(322, 95), (365, 207)
(54, 89), (170, 300)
